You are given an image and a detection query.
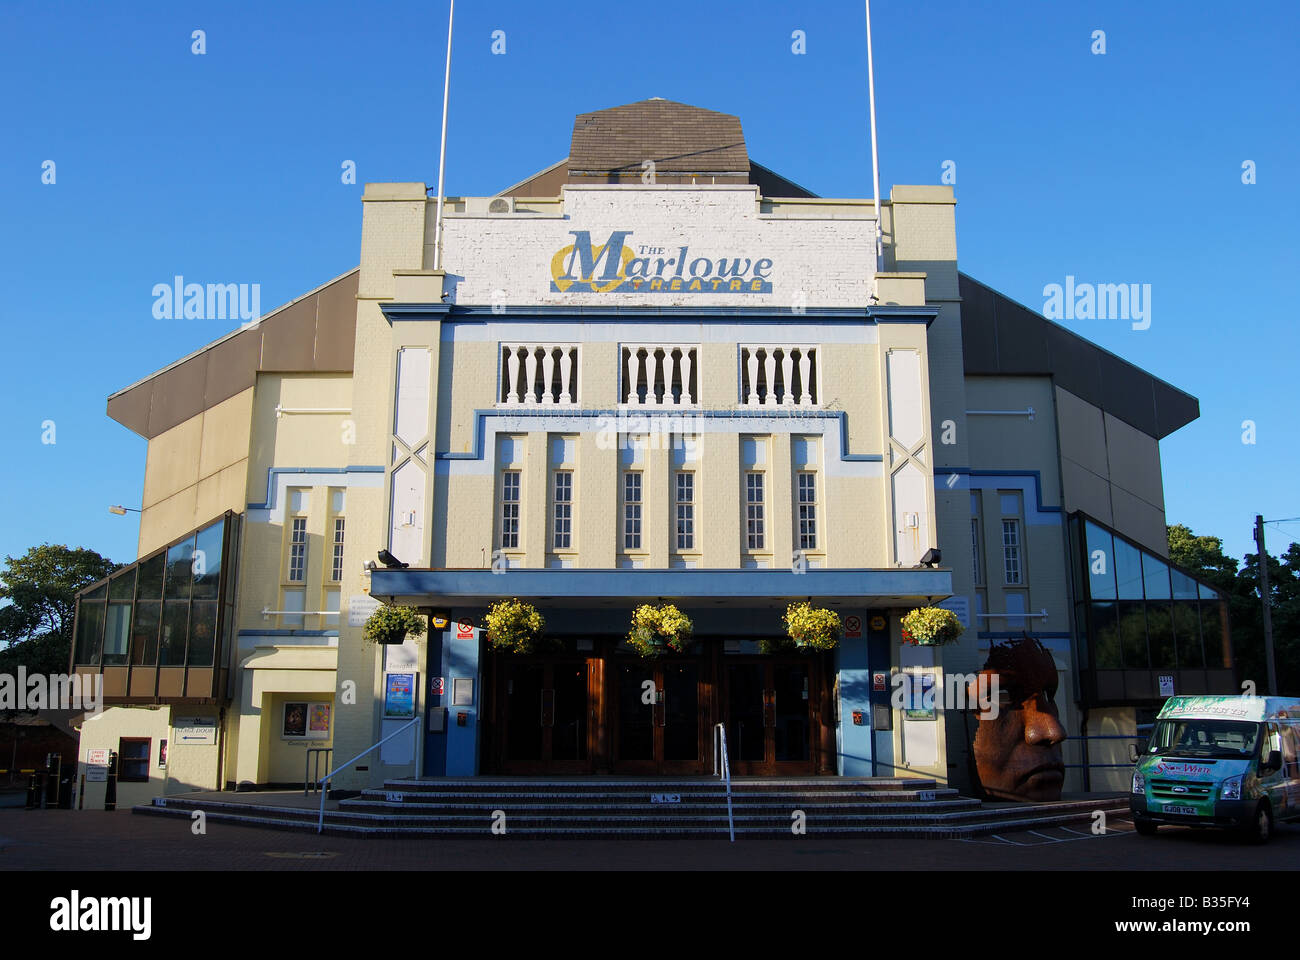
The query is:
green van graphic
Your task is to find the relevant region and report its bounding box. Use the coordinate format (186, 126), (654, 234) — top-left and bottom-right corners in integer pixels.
(1130, 695), (1300, 843)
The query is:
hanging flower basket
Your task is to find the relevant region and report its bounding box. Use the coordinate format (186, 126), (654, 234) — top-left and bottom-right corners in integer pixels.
(362, 604), (427, 645)
(483, 599), (546, 654)
(901, 606), (964, 646)
(627, 603), (693, 658)
(781, 602), (843, 652)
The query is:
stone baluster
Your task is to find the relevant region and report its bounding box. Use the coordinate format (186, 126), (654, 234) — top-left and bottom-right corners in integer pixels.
(798, 349), (813, 406)
(524, 348), (538, 404)
(682, 348), (695, 405)
(559, 348), (573, 404)
(745, 348), (759, 405)
(541, 348), (555, 404)
(762, 349), (776, 406)
(781, 349), (795, 406)
(648, 348), (662, 405)
(505, 346), (519, 404)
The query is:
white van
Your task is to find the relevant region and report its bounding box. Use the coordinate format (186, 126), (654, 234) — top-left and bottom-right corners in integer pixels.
(1130, 695), (1300, 843)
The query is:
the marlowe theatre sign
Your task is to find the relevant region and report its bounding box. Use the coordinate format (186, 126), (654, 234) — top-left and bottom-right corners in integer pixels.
(550, 230), (773, 294)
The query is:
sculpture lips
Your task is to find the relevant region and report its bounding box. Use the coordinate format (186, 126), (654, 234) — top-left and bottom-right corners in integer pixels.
(1021, 762), (1065, 786)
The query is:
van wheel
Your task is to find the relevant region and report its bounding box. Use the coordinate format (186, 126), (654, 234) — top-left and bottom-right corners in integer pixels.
(1241, 803), (1272, 844)
(1134, 817), (1158, 836)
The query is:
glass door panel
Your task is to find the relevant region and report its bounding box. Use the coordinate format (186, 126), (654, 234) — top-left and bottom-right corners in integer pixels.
(551, 663), (588, 761)
(773, 663), (810, 762)
(726, 664), (766, 763)
(505, 664), (544, 763)
(662, 663), (699, 762)
(617, 663), (654, 762)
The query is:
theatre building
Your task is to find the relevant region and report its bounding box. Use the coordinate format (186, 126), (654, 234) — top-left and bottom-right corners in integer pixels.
(70, 99), (1232, 807)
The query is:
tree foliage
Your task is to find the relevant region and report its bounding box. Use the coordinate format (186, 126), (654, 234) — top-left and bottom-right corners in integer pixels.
(1168, 524), (1300, 696)
(0, 544), (118, 679)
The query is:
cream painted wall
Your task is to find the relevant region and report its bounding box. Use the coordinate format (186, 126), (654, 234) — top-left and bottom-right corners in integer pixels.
(138, 388), (253, 557)
(75, 706), (213, 809)
(246, 374), (355, 502)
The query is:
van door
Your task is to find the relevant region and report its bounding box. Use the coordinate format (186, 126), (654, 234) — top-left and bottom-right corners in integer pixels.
(1261, 722), (1290, 818)
(1281, 722), (1300, 816)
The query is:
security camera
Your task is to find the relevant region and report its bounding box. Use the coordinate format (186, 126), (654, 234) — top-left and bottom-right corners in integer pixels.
(377, 550), (409, 569)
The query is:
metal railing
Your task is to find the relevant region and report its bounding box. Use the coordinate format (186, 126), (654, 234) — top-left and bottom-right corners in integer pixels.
(1070, 731), (1149, 792)
(304, 748), (333, 796)
(713, 722), (735, 843)
(315, 717), (420, 833)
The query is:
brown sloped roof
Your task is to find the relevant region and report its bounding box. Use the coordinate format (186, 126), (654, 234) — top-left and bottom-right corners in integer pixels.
(106, 268), (358, 440)
(567, 98), (749, 180)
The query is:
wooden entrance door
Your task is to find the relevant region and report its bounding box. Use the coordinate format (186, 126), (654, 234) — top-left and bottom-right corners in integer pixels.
(493, 658), (595, 774)
(724, 658), (819, 775)
(609, 658), (707, 774)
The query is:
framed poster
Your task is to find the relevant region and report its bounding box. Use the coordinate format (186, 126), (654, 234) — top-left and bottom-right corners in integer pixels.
(307, 703), (332, 739)
(384, 673), (417, 719)
(903, 673), (937, 720)
(283, 701), (308, 737)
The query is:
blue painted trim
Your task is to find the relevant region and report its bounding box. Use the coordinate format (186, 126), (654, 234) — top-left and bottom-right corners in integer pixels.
(237, 630), (340, 637)
(247, 465), (385, 510)
(381, 303), (938, 324)
(433, 408), (883, 468)
(371, 566), (953, 601)
(977, 631), (1072, 640)
(941, 468), (1063, 515)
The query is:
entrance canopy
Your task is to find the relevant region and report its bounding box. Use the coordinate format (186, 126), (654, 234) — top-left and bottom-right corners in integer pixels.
(369, 567), (952, 610)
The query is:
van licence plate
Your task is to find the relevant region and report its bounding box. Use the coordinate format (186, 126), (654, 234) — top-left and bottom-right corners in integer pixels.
(1162, 804), (1199, 816)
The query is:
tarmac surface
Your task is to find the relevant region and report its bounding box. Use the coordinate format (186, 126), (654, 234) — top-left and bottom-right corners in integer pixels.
(2, 806), (1299, 870)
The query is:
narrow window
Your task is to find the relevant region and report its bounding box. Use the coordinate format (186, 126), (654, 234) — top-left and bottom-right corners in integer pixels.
(746, 472), (765, 550)
(501, 471), (521, 549)
(287, 517), (307, 582)
(1002, 519), (1022, 585)
(971, 517), (982, 585)
(797, 472), (818, 550)
(623, 473), (642, 550)
(675, 472), (695, 551)
(331, 517), (345, 582)
(553, 471), (573, 550)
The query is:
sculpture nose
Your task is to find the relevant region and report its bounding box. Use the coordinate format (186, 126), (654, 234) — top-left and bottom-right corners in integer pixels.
(1024, 694), (1066, 746)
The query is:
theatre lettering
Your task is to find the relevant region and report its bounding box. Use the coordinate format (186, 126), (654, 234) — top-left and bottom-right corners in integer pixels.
(551, 229), (774, 293)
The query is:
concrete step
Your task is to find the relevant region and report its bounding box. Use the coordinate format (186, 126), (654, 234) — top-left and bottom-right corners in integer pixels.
(131, 791), (1128, 839)
(354, 788), (966, 804)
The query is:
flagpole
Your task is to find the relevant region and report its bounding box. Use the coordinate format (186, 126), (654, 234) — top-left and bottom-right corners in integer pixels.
(433, 0), (455, 271)
(865, 0), (883, 273)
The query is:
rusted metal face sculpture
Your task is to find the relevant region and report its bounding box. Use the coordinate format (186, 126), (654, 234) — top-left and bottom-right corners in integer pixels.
(969, 636), (1067, 802)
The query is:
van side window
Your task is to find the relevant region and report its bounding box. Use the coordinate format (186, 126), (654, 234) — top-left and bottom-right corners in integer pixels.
(1262, 723), (1280, 764)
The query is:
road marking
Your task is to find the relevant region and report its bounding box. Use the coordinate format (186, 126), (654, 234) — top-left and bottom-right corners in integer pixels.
(956, 819), (1137, 845)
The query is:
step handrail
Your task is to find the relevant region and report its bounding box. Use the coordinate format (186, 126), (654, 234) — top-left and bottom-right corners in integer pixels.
(713, 722), (735, 843)
(316, 716), (420, 833)
(305, 748), (333, 796)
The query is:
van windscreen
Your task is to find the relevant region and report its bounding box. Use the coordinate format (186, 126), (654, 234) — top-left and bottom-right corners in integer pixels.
(1147, 719), (1261, 759)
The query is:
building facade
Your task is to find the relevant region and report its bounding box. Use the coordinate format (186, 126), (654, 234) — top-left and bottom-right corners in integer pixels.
(70, 100), (1233, 806)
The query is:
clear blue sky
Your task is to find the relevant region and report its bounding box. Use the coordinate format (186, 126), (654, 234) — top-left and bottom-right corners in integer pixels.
(1, 0), (1296, 571)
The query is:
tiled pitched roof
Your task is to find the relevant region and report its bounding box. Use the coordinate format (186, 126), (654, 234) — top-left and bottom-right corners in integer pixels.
(567, 99), (749, 177)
